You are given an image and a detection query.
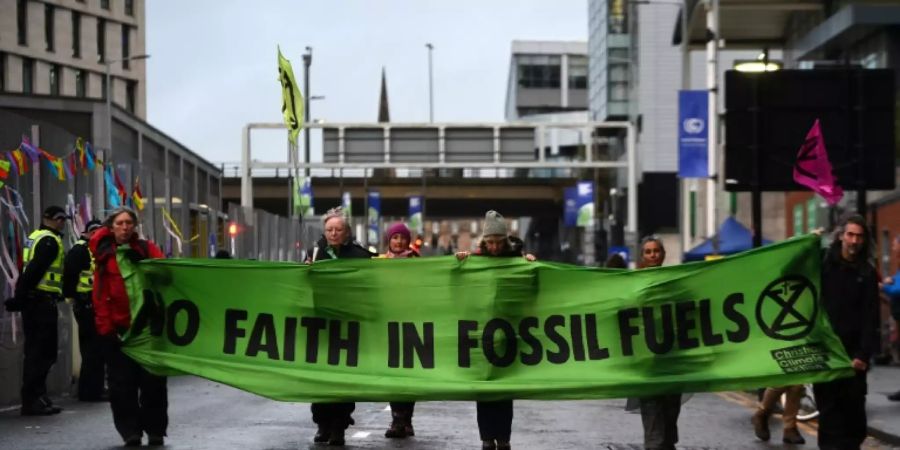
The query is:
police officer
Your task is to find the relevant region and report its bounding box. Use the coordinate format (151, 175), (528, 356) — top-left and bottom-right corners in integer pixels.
(62, 219), (106, 402)
(16, 206), (68, 415)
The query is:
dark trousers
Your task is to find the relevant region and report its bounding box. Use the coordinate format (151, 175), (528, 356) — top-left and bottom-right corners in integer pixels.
(105, 339), (168, 439)
(20, 295), (58, 406)
(814, 372), (867, 450)
(311, 402), (355, 430)
(390, 402), (415, 420)
(639, 394), (682, 450)
(476, 400), (513, 442)
(73, 297), (106, 400)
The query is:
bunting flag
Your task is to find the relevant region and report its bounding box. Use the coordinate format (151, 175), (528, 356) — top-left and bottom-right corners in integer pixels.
(132, 177), (145, 211)
(19, 136), (41, 162)
(10, 150), (26, 176)
(793, 119), (844, 206)
(44, 157), (61, 180)
(66, 154), (77, 179)
(113, 167), (127, 203)
(104, 165), (121, 208)
(0, 160), (9, 179)
(84, 141), (96, 170)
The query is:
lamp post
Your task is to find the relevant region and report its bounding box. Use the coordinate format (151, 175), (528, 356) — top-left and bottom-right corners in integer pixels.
(426, 43), (434, 123)
(303, 47), (312, 177)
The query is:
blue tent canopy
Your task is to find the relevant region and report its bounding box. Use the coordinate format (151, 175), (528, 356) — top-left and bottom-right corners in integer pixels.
(683, 216), (772, 262)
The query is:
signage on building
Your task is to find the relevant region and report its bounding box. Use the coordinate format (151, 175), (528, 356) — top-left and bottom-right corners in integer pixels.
(367, 191), (380, 246)
(678, 90), (709, 178)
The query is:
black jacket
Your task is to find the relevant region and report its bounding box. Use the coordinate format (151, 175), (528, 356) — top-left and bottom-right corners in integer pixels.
(476, 235), (526, 258)
(62, 239), (92, 299)
(310, 235), (375, 262)
(16, 225), (63, 298)
(820, 242), (881, 362)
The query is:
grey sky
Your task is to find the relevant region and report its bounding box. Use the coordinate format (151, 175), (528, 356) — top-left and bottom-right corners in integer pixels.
(145, 0), (587, 165)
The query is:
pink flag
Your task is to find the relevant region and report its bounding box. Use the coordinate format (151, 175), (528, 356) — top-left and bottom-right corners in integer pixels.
(793, 119), (844, 206)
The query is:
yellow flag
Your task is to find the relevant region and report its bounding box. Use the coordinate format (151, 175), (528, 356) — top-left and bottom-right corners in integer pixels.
(277, 46), (304, 146)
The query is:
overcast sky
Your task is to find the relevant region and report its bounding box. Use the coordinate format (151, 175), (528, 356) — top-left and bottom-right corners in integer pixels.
(145, 0), (587, 165)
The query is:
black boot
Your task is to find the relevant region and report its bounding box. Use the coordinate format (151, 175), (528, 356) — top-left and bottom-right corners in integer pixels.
(385, 418), (407, 438)
(313, 424), (329, 443)
(328, 427), (345, 446)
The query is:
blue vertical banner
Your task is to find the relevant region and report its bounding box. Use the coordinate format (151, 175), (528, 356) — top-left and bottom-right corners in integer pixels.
(678, 90), (709, 178)
(208, 232), (217, 258)
(408, 196), (423, 236)
(575, 181), (594, 228)
(299, 177), (314, 217)
(564, 187), (578, 227)
(367, 191), (381, 246)
(342, 192), (352, 217)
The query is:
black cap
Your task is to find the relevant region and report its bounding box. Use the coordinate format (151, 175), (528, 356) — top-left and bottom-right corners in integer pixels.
(42, 206), (69, 221)
(83, 219), (102, 233)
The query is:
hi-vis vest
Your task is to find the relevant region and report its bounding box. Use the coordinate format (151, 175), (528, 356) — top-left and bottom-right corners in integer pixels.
(74, 239), (95, 293)
(23, 229), (64, 294)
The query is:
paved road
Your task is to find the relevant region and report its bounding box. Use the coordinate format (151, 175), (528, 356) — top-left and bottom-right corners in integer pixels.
(0, 377), (895, 449)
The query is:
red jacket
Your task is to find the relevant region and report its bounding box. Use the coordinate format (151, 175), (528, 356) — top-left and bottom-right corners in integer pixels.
(89, 227), (163, 336)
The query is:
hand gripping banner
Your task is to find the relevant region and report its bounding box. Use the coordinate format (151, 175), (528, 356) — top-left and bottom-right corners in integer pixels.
(123, 235), (852, 402)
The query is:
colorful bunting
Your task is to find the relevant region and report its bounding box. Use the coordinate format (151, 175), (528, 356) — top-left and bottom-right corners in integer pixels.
(0, 160), (9, 179)
(132, 177), (145, 211)
(104, 165), (121, 208)
(10, 150), (26, 176)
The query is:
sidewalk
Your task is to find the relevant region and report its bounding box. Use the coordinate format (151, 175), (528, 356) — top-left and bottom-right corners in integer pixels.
(868, 364), (900, 445)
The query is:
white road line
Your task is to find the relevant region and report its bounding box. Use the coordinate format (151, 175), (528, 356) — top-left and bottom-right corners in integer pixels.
(351, 431), (371, 439)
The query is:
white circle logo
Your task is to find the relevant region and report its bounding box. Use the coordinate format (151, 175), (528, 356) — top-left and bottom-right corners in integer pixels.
(683, 118), (705, 134)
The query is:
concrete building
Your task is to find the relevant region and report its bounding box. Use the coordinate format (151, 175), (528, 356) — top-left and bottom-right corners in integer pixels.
(505, 40), (588, 121)
(0, 0), (147, 118)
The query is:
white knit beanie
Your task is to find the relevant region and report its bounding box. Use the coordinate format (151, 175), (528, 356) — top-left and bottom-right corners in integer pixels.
(482, 210), (507, 236)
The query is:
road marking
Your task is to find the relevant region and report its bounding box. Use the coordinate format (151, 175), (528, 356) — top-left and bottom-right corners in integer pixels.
(383, 405), (391, 412)
(351, 431), (371, 439)
(714, 391), (818, 437)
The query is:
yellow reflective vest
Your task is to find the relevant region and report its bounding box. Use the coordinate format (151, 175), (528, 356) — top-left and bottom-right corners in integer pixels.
(74, 239), (95, 293)
(23, 229), (64, 294)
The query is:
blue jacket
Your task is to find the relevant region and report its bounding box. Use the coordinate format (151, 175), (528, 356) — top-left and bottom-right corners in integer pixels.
(882, 269), (900, 320)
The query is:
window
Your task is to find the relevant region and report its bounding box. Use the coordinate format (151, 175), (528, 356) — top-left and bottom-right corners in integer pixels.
(0, 53), (5, 92)
(121, 25), (130, 69)
(100, 0), (109, 10)
(17, 0), (28, 46)
(126, 80), (136, 113)
(49, 64), (59, 95)
(518, 64), (561, 88)
(72, 12), (81, 58)
(125, 0), (134, 16)
(22, 58), (34, 94)
(75, 70), (86, 97)
(101, 74), (107, 100)
(44, 4), (54, 52)
(568, 57), (588, 89)
(97, 19), (106, 63)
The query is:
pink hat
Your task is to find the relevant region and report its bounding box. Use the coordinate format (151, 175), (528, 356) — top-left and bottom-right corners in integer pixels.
(386, 222), (411, 242)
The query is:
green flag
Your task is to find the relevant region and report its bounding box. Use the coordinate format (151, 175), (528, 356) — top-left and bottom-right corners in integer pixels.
(124, 235), (852, 402)
(277, 46), (304, 146)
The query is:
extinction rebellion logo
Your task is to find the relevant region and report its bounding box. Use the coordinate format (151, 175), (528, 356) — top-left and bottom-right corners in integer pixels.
(756, 275), (817, 340)
(756, 275), (830, 373)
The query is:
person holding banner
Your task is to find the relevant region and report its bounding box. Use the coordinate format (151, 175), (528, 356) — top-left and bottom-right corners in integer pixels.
(815, 214), (880, 450)
(90, 207), (167, 447)
(62, 219), (107, 402)
(307, 207), (375, 446)
(381, 222), (421, 439)
(456, 210), (535, 450)
(635, 236), (683, 450)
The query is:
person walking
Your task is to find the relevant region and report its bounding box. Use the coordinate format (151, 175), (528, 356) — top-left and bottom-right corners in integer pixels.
(306, 207), (375, 446)
(636, 236), (682, 450)
(456, 210), (535, 450)
(62, 219), (106, 402)
(879, 235), (900, 401)
(381, 222), (421, 439)
(814, 214), (880, 450)
(751, 385), (806, 444)
(90, 207), (167, 447)
(15, 206), (68, 416)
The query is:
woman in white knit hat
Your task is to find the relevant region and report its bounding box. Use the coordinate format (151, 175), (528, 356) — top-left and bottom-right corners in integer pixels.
(456, 210), (534, 450)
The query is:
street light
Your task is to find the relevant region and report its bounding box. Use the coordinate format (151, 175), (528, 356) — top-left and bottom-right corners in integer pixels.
(426, 43), (434, 123)
(303, 47), (312, 176)
(104, 53), (150, 161)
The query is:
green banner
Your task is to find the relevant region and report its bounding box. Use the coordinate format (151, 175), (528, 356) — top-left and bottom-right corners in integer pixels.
(124, 235), (852, 402)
